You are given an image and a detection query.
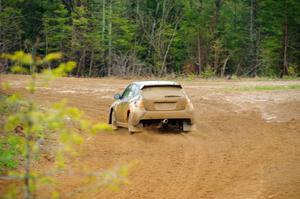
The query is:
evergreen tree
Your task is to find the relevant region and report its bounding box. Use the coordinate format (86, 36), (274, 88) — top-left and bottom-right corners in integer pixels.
(1, 0), (299, 77)
(42, 0), (71, 56)
(0, 1), (23, 53)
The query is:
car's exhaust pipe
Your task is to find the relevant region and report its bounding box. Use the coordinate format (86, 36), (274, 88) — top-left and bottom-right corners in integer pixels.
(162, 119), (168, 124)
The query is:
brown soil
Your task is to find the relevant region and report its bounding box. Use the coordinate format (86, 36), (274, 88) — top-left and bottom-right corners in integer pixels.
(1, 74), (300, 199)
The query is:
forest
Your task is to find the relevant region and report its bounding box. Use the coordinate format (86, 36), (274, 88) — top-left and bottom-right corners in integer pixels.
(1, 1), (300, 198)
(0, 0), (300, 77)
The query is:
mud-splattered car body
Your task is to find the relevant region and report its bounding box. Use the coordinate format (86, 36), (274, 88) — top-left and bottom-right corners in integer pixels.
(108, 81), (194, 133)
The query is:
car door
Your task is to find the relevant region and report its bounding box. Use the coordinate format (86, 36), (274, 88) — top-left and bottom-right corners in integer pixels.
(115, 84), (133, 123)
(121, 84), (139, 123)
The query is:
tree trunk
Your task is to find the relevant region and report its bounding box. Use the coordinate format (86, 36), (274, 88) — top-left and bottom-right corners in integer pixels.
(108, 0), (112, 76)
(76, 62), (81, 77)
(24, 134), (31, 199)
(213, 42), (219, 71)
(24, 101), (34, 199)
(250, 0), (254, 44)
(102, 0), (106, 42)
(160, 20), (179, 77)
(212, 0), (222, 72)
(145, 2), (160, 67)
(197, 32), (202, 75)
(212, 0), (222, 33)
(102, 0), (106, 64)
(282, 4), (288, 77)
(250, 0), (254, 76)
(77, 49), (86, 77)
(221, 56), (229, 77)
(136, 0), (139, 14)
(0, 0), (2, 53)
(81, 49), (86, 77)
(250, 0), (257, 77)
(45, 29), (51, 70)
(88, 50), (94, 77)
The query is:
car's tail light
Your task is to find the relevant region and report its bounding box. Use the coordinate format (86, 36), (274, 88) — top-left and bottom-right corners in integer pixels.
(186, 97), (194, 110)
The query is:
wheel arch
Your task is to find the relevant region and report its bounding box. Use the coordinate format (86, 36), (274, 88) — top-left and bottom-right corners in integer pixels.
(108, 108), (114, 124)
(127, 110), (130, 122)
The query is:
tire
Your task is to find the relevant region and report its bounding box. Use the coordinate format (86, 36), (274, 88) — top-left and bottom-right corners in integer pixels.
(183, 121), (192, 133)
(127, 112), (141, 134)
(110, 110), (118, 130)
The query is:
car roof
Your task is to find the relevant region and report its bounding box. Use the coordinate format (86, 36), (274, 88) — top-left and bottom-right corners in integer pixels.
(133, 81), (182, 89)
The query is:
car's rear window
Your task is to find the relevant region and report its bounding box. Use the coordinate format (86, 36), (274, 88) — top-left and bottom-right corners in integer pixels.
(141, 86), (184, 98)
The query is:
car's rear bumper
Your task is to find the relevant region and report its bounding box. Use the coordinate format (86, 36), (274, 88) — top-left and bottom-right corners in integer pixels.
(130, 108), (194, 126)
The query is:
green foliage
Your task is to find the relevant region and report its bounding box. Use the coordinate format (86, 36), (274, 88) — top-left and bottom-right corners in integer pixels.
(42, 0), (71, 53)
(0, 4), (23, 52)
(201, 67), (215, 79)
(224, 84), (300, 92)
(260, 37), (282, 76)
(0, 136), (21, 169)
(2, 51), (33, 65)
(287, 64), (299, 77)
(0, 52), (127, 198)
(0, 0), (300, 77)
(187, 73), (196, 81)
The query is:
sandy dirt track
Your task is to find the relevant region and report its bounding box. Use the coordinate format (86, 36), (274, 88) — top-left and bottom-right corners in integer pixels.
(1, 75), (300, 199)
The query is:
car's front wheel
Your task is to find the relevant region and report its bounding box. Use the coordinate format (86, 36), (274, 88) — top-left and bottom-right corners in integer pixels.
(110, 109), (118, 130)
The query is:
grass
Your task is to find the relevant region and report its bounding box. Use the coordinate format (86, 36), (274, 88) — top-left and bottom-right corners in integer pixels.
(253, 76), (300, 81)
(224, 84), (300, 92)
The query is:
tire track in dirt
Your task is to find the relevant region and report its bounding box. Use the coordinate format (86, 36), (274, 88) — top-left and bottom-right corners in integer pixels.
(87, 131), (198, 199)
(1, 75), (300, 199)
(171, 133), (204, 199)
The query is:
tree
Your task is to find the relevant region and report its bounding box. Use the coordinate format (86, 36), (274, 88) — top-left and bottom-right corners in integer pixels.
(0, 1), (23, 53)
(0, 51), (135, 199)
(42, 1), (71, 57)
(1, 0), (300, 77)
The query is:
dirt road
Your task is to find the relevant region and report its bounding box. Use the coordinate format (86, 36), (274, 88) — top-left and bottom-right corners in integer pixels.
(1, 75), (300, 199)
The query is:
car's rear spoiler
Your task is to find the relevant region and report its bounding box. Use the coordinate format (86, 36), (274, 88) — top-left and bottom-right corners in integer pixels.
(141, 84), (182, 89)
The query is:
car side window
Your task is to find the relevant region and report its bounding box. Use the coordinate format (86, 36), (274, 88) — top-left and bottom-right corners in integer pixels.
(121, 85), (131, 99)
(130, 84), (138, 97)
(121, 84), (139, 100)
(128, 84), (140, 99)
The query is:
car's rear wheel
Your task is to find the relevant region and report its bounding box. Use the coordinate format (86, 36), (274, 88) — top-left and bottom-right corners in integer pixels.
(127, 112), (141, 134)
(183, 121), (192, 133)
(110, 110), (118, 130)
